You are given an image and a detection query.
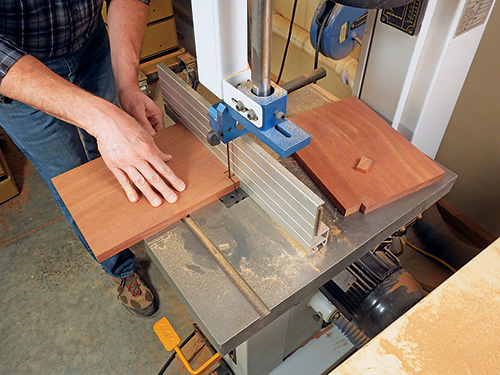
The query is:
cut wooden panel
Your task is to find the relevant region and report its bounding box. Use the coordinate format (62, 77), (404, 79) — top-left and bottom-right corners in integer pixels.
(291, 97), (445, 216)
(52, 123), (237, 262)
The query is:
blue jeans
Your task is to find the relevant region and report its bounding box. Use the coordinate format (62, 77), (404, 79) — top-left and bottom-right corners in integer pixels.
(0, 19), (137, 278)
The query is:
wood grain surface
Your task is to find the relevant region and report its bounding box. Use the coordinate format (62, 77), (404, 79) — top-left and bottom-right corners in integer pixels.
(52, 123), (237, 262)
(291, 97), (445, 216)
(330, 238), (500, 375)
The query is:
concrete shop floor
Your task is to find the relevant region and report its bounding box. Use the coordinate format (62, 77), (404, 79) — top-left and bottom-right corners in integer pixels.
(0, 135), (194, 374)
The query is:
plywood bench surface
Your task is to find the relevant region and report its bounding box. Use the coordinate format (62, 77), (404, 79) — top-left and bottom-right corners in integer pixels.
(330, 238), (500, 374)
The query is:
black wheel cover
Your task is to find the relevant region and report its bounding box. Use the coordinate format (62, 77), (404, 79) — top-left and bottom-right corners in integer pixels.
(335, 0), (415, 9)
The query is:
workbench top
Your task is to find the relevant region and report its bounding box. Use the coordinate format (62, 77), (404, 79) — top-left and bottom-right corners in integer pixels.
(330, 238), (500, 375)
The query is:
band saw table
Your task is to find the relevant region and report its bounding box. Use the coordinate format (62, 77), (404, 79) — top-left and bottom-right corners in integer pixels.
(145, 66), (456, 375)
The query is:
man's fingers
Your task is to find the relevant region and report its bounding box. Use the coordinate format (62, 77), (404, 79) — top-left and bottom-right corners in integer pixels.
(97, 103), (183, 207)
(149, 140), (172, 162)
(160, 153), (172, 162)
(124, 167), (163, 207)
(133, 108), (155, 136)
(110, 167), (138, 203)
(148, 112), (164, 132)
(152, 157), (186, 192)
(138, 162), (178, 204)
(146, 100), (164, 132)
(140, 118), (155, 136)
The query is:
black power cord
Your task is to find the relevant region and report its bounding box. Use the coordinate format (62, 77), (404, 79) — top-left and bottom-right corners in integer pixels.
(314, 10), (330, 71)
(188, 71), (200, 91)
(276, 0), (299, 84)
(157, 331), (196, 375)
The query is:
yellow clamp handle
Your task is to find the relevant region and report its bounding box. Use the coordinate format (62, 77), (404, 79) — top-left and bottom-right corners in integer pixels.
(154, 317), (222, 375)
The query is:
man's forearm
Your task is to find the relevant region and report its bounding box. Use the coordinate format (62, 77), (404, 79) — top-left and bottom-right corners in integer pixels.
(106, 0), (165, 135)
(107, 0), (149, 92)
(0, 53), (184, 206)
(0, 54), (120, 136)
(0, 3), (185, 206)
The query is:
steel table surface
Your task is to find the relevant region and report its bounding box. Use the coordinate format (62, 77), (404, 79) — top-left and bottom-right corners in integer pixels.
(146, 85), (457, 355)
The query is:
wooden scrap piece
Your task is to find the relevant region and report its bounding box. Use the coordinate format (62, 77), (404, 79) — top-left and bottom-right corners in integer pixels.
(52, 123), (237, 262)
(291, 97), (445, 216)
(356, 157), (373, 174)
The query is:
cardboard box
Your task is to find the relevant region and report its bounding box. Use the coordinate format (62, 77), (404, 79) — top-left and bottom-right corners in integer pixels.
(0, 148), (19, 204)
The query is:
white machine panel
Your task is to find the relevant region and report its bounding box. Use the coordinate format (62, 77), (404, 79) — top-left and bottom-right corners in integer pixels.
(191, 0), (249, 98)
(358, 0), (496, 158)
(404, 0), (495, 157)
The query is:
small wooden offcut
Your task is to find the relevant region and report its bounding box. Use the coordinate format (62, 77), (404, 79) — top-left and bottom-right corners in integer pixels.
(356, 157), (373, 174)
(291, 97), (445, 216)
(52, 123), (237, 262)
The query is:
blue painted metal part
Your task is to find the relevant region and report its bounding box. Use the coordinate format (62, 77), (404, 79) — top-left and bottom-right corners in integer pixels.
(209, 102), (310, 158)
(208, 81), (310, 158)
(310, 1), (368, 60)
(208, 103), (248, 143)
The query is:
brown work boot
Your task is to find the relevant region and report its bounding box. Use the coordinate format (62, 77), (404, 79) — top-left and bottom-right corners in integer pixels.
(112, 273), (158, 317)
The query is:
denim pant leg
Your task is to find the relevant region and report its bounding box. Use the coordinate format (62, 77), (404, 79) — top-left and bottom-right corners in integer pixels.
(0, 26), (137, 278)
(71, 19), (138, 277)
(71, 18), (117, 162)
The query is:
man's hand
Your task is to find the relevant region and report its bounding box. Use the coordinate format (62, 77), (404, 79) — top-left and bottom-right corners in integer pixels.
(105, 0), (182, 206)
(117, 85), (163, 135)
(95, 107), (185, 207)
(0, 0), (186, 208)
(107, 0), (158, 134)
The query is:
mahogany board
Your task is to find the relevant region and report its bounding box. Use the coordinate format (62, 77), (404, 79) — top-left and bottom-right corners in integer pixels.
(52, 123), (237, 262)
(291, 96), (445, 216)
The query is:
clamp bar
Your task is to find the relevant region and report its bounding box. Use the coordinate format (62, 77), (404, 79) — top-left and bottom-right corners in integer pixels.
(281, 68), (327, 94)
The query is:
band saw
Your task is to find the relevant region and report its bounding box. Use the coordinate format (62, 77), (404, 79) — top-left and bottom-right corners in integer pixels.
(147, 0), (457, 374)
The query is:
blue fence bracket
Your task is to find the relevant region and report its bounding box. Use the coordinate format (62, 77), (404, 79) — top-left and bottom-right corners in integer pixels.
(208, 82), (311, 158)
